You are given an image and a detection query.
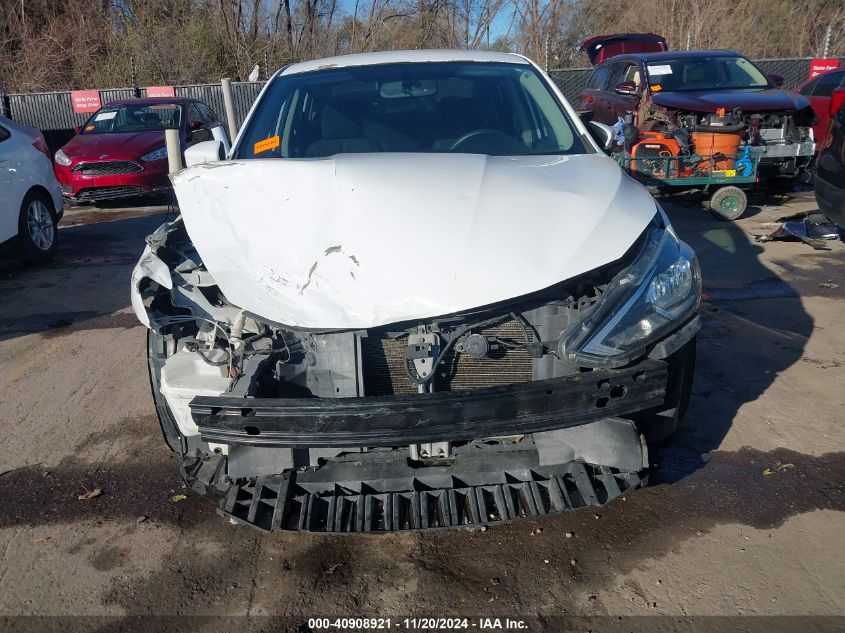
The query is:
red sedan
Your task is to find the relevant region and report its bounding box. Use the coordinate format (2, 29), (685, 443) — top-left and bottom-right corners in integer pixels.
(54, 97), (226, 204)
(796, 68), (845, 147)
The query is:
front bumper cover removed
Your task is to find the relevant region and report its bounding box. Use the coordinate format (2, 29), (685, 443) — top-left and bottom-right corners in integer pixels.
(179, 360), (666, 533)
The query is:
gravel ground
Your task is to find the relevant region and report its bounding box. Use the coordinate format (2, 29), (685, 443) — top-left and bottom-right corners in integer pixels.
(0, 192), (843, 632)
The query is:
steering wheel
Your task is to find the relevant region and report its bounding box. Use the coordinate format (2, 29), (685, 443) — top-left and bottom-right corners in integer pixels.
(449, 129), (521, 153)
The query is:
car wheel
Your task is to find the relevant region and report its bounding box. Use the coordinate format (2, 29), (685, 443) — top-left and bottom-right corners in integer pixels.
(18, 190), (58, 260)
(709, 186), (747, 221)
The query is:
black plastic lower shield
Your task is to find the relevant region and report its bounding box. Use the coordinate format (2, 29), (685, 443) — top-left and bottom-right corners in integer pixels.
(182, 451), (645, 533)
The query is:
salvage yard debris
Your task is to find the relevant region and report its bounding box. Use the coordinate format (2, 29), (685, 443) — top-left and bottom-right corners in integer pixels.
(762, 462), (796, 476)
(77, 487), (102, 501)
(755, 212), (842, 250)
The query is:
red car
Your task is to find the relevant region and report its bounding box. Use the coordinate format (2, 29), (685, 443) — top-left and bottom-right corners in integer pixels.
(796, 68), (845, 147)
(54, 97), (225, 204)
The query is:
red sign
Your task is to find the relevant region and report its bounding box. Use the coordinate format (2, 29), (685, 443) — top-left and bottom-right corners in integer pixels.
(70, 90), (102, 114)
(146, 85), (175, 98)
(809, 58), (840, 79)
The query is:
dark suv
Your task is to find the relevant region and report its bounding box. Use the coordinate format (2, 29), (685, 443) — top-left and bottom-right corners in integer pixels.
(575, 35), (817, 184)
(815, 106), (845, 227)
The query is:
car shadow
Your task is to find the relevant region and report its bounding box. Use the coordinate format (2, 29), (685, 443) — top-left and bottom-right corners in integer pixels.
(83, 193), (174, 209)
(0, 213), (169, 343)
(653, 200), (816, 483)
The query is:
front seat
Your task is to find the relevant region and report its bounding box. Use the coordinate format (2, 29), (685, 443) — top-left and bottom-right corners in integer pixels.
(306, 103), (381, 157)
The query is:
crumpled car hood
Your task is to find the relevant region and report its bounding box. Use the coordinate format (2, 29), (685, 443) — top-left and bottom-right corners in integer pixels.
(172, 153), (655, 329)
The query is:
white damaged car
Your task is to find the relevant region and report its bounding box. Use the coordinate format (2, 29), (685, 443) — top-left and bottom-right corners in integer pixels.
(131, 50), (700, 532)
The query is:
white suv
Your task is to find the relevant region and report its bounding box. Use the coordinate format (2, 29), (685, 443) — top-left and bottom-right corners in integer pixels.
(0, 116), (63, 260)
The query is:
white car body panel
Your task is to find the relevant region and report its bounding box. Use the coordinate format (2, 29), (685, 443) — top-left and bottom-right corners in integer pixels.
(0, 116), (63, 244)
(172, 153), (655, 329)
(130, 244), (174, 328)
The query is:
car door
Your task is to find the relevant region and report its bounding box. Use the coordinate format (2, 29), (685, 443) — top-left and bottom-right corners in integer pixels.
(577, 65), (608, 119)
(804, 71), (845, 143)
(0, 122), (21, 244)
(185, 103), (213, 146)
(606, 61), (643, 121)
(589, 63), (620, 124)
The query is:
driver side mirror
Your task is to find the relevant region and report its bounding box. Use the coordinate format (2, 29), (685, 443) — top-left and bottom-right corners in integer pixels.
(768, 73), (784, 88)
(587, 121), (615, 153)
(614, 80), (638, 95)
(184, 139), (225, 167)
(188, 127), (213, 143)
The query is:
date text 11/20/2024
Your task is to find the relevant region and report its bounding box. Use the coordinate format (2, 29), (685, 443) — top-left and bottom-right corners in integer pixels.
(308, 618), (528, 630)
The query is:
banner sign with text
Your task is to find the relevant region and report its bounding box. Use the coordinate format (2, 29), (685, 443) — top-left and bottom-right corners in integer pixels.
(70, 90), (102, 113)
(809, 58), (840, 79)
(146, 85), (176, 98)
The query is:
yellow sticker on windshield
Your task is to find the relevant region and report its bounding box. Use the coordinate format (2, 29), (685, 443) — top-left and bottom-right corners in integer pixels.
(651, 85), (662, 92)
(85, 125), (95, 131)
(254, 135), (280, 155)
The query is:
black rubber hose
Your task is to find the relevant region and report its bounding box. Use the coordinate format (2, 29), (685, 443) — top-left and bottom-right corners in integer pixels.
(690, 123), (745, 134)
(197, 347), (230, 367)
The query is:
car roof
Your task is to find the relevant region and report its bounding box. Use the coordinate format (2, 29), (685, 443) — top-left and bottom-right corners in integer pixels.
(601, 49), (744, 64)
(279, 50), (530, 76)
(105, 97), (198, 107)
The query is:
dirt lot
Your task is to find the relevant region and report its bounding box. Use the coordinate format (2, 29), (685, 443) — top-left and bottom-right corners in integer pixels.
(0, 193), (843, 631)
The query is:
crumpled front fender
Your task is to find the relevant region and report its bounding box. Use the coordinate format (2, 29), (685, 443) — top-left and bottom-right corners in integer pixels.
(130, 245), (173, 328)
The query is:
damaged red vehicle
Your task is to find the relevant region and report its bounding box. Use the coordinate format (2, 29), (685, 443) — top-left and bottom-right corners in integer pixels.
(576, 36), (817, 185)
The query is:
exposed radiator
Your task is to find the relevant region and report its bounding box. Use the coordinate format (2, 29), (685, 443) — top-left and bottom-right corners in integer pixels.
(361, 319), (534, 396)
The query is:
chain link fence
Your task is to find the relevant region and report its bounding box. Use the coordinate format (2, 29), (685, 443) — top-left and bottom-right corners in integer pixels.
(2, 57), (842, 152)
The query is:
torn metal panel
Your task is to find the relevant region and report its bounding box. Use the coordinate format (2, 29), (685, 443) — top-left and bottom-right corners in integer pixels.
(755, 212), (842, 250)
(171, 153), (656, 329)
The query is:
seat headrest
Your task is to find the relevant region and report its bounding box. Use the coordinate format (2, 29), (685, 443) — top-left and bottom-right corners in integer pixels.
(321, 103), (365, 139)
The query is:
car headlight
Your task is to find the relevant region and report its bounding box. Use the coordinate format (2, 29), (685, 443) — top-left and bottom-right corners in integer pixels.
(559, 214), (701, 368)
(54, 149), (72, 166)
(141, 147), (168, 162)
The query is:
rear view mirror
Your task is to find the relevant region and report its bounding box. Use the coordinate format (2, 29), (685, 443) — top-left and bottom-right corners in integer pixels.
(184, 139), (225, 167)
(768, 73), (784, 88)
(614, 81), (638, 95)
(587, 121), (615, 153)
(380, 79), (437, 99)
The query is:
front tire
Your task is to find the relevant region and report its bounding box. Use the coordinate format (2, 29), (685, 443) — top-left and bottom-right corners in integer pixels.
(18, 190), (58, 260)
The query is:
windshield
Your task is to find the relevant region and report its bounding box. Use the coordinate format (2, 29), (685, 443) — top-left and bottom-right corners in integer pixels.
(236, 62), (585, 158)
(645, 56), (769, 92)
(82, 103), (182, 134)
